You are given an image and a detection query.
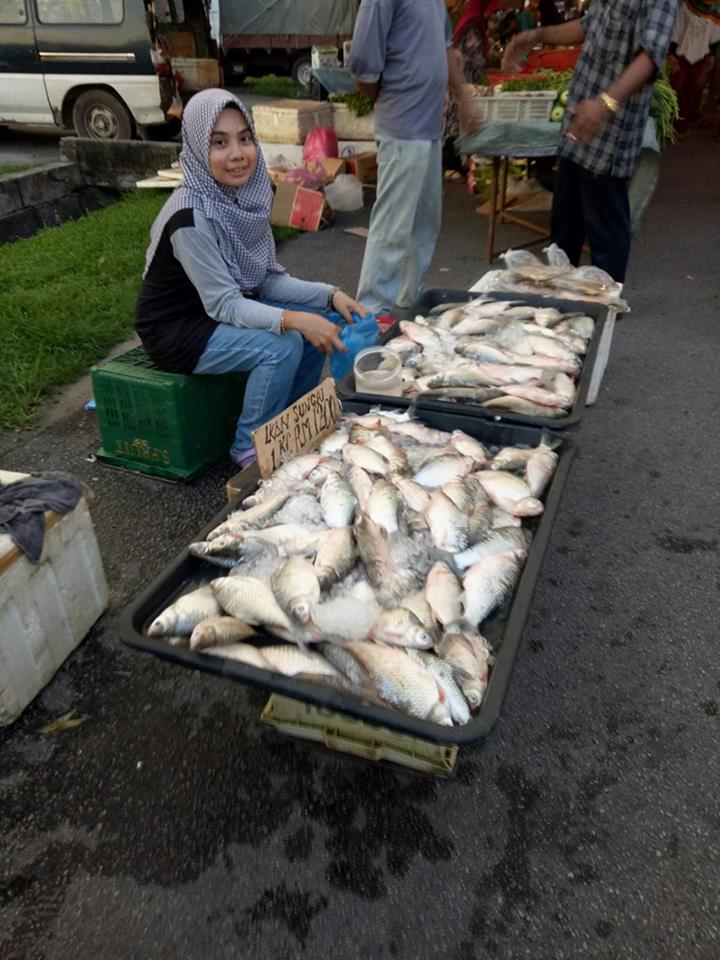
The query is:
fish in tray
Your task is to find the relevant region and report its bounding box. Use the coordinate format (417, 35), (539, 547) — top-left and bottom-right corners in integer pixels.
(375, 296), (594, 418)
(148, 410), (560, 727)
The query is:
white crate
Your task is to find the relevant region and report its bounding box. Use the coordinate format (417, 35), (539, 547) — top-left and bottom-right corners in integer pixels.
(0, 475), (108, 725)
(469, 90), (557, 124)
(252, 99), (333, 144)
(331, 102), (375, 141)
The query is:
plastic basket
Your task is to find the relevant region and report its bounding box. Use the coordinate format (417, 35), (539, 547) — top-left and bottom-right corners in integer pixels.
(91, 347), (247, 481)
(469, 90), (557, 124)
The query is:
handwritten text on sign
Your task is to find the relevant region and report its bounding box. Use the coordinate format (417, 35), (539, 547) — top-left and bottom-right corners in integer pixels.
(252, 378), (341, 478)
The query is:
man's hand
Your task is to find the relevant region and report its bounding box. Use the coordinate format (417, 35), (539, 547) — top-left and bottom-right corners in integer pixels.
(331, 289), (368, 323)
(565, 97), (612, 145)
(284, 312), (347, 354)
(502, 29), (539, 71)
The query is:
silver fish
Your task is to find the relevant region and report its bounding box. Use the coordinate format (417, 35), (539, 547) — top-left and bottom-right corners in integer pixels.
(392, 475), (431, 514)
(353, 514), (393, 587)
(200, 642), (269, 669)
(369, 607), (434, 649)
(525, 444), (558, 498)
(313, 526), (357, 590)
(271, 556), (321, 624)
(414, 454), (474, 489)
(366, 479), (403, 535)
(345, 641), (453, 725)
(425, 490), (470, 552)
(365, 433), (408, 472)
(320, 472), (357, 528)
(258, 644), (341, 678)
(211, 577), (295, 636)
(342, 443), (392, 476)
(449, 430), (489, 465)
(147, 586), (222, 637)
(454, 527), (529, 571)
(436, 631), (491, 710)
(189, 616), (257, 650)
(407, 649), (470, 725)
(425, 561), (463, 631)
(474, 470), (544, 517)
(461, 551), (524, 628)
(208, 491), (290, 539)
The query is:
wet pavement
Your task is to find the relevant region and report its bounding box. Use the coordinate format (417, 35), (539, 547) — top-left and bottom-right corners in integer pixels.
(1, 130), (718, 960)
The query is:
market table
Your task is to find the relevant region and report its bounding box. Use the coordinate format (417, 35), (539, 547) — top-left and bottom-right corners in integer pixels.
(457, 117), (661, 263)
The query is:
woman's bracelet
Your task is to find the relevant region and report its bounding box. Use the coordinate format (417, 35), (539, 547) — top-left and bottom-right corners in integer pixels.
(279, 309), (287, 334)
(327, 287), (339, 311)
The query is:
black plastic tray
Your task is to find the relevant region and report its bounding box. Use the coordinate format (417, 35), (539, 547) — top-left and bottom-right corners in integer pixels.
(119, 403), (574, 745)
(337, 289), (609, 430)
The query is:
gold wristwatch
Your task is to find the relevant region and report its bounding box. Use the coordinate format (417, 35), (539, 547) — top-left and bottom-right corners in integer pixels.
(599, 92), (621, 114)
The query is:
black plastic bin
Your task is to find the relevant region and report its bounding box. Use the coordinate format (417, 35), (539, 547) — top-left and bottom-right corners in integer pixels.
(119, 403), (574, 745)
(336, 289), (610, 430)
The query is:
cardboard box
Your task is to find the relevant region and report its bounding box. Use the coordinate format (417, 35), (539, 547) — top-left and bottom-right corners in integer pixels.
(344, 151), (377, 183)
(270, 180), (333, 232)
(321, 157), (345, 182)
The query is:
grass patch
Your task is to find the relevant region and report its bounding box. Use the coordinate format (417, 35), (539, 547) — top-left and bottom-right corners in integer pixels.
(244, 74), (304, 99)
(0, 164), (37, 176)
(0, 189), (298, 432)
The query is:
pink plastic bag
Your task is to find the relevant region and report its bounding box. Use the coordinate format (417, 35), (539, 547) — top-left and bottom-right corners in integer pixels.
(284, 165), (327, 191)
(303, 126), (339, 163)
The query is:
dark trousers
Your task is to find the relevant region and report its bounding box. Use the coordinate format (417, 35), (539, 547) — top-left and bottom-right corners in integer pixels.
(551, 157), (631, 283)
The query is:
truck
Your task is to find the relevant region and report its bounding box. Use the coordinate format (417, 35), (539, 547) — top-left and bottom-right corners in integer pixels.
(213, 0), (360, 88)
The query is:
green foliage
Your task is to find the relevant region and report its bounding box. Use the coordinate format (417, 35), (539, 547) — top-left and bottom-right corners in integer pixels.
(0, 164), (36, 176)
(329, 91), (374, 117)
(498, 69), (573, 93)
(650, 65), (679, 145)
(0, 190), (296, 431)
(244, 74), (304, 99)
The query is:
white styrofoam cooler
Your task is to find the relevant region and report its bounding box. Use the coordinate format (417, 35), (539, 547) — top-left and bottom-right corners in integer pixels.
(0, 471), (109, 725)
(331, 102), (375, 141)
(252, 99), (333, 144)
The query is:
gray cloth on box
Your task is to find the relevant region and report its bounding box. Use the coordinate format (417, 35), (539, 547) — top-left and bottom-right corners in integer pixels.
(0, 472), (83, 564)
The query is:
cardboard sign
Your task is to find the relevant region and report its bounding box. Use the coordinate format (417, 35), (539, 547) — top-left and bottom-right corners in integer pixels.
(252, 378), (341, 479)
(270, 180), (333, 231)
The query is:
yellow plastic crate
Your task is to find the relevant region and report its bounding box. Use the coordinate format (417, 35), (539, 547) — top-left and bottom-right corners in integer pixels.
(262, 695), (458, 777)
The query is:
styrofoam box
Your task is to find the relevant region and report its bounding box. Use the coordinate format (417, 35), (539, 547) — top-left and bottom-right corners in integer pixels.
(252, 99), (333, 144)
(331, 102), (375, 141)
(0, 472), (109, 725)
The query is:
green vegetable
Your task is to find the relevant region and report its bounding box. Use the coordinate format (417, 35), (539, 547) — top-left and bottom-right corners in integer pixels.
(328, 91), (374, 117)
(499, 69), (573, 93)
(650, 65), (679, 145)
(550, 105), (565, 122)
(559, 89), (570, 106)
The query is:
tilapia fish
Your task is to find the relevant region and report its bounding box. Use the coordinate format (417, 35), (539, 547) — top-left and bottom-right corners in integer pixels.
(461, 551), (524, 628)
(190, 616), (256, 650)
(271, 556), (321, 624)
(313, 526), (356, 589)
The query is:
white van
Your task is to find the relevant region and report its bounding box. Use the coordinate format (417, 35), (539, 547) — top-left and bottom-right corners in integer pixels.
(0, 0), (218, 139)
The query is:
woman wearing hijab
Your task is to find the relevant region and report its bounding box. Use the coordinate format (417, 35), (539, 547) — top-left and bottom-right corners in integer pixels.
(136, 88), (365, 469)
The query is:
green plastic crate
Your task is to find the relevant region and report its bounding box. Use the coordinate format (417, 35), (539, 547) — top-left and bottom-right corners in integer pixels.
(91, 347), (247, 481)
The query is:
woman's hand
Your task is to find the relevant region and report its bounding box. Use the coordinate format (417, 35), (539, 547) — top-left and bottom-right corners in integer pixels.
(284, 311), (347, 355)
(501, 29), (538, 71)
(330, 289), (368, 323)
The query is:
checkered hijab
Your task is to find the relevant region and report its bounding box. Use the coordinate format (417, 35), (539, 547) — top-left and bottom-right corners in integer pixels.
(144, 88), (283, 290)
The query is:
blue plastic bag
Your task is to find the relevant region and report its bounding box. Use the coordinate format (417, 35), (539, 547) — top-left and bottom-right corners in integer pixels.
(328, 311), (380, 380)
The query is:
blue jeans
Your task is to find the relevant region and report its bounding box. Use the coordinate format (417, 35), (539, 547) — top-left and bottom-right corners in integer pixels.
(357, 136), (442, 314)
(193, 305), (326, 454)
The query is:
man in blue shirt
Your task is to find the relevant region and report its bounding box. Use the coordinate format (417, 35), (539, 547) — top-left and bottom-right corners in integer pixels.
(348, 0), (478, 315)
(504, 0), (677, 282)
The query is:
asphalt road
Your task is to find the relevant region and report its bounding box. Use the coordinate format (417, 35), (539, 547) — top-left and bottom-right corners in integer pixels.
(1, 131), (718, 960)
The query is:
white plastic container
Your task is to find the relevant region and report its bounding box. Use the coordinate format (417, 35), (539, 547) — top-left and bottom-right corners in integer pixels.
(0, 471), (108, 725)
(331, 102), (375, 141)
(252, 99), (333, 144)
(353, 347), (403, 397)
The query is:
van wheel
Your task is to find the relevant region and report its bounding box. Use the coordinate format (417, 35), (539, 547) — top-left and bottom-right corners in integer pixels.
(72, 90), (133, 140)
(291, 56), (312, 88)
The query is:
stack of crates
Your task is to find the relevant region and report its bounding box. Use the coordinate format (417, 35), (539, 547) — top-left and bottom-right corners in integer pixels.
(91, 347), (247, 481)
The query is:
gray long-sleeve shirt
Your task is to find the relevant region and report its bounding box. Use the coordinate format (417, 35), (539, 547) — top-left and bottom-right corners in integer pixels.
(172, 208), (334, 335)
